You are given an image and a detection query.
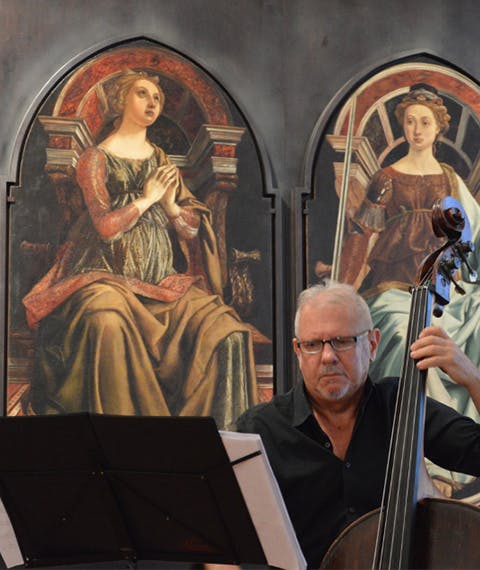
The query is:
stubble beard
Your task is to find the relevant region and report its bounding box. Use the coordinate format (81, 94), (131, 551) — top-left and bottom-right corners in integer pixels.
(317, 380), (351, 402)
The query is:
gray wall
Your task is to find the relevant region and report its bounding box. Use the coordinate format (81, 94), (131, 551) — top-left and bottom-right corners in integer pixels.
(0, 1), (480, 567)
(1, 0), (480, 392)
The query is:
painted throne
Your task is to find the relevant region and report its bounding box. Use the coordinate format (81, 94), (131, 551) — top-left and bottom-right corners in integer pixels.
(9, 43), (272, 414)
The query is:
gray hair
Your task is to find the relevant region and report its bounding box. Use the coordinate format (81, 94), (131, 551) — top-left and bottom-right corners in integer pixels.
(294, 280), (373, 336)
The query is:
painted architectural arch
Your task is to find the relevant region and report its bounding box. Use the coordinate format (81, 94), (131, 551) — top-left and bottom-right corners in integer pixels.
(7, 38), (274, 421)
(307, 59), (480, 504)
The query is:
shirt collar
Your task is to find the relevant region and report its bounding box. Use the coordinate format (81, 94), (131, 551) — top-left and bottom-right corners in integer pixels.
(291, 376), (375, 428)
(292, 380), (314, 427)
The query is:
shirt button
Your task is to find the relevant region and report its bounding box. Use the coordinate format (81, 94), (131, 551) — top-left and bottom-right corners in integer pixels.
(324, 441), (331, 449)
(345, 461), (351, 469)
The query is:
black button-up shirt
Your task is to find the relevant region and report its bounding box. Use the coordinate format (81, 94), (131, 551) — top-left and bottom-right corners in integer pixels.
(236, 377), (480, 569)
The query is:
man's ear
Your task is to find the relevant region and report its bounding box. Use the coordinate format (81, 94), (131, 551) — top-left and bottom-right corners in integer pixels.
(369, 328), (381, 362)
(292, 338), (300, 357)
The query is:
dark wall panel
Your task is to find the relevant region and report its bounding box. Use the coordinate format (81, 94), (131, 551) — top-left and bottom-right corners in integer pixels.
(1, 0), (480, 395)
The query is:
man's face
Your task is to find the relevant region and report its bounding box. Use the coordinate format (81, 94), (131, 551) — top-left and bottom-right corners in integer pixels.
(293, 298), (380, 406)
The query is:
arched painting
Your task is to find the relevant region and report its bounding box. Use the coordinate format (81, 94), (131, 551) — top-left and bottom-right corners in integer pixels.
(307, 60), (480, 503)
(7, 39), (274, 431)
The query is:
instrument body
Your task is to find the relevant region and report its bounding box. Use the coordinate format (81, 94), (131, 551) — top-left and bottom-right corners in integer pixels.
(321, 198), (480, 569)
(321, 500), (480, 569)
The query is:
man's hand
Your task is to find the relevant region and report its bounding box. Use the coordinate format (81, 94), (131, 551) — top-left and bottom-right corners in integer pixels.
(410, 326), (480, 413)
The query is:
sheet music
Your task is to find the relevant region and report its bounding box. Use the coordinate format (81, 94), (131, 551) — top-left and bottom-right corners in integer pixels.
(0, 497), (23, 568)
(220, 431), (306, 570)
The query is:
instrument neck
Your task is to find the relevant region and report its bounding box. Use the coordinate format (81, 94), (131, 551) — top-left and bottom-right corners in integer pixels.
(373, 285), (432, 569)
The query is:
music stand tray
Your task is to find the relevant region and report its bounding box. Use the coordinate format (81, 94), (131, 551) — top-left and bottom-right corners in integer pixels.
(0, 414), (266, 568)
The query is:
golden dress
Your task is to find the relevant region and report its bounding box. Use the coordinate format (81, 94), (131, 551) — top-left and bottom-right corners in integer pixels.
(23, 145), (257, 430)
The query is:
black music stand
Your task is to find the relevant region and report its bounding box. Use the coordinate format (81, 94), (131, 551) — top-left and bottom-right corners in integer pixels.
(0, 414), (266, 568)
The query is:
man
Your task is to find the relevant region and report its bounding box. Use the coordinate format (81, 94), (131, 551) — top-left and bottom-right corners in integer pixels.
(236, 281), (480, 569)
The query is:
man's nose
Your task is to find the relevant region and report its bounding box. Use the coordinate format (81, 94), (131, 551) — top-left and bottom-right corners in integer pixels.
(320, 341), (338, 363)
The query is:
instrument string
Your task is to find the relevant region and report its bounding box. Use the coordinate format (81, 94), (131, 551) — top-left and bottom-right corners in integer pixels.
(375, 287), (430, 569)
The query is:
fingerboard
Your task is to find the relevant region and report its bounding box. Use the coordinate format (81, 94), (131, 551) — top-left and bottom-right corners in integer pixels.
(373, 285), (432, 570)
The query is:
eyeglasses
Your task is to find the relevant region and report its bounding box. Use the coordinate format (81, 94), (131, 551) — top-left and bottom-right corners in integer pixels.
(295, 330), (370, 355)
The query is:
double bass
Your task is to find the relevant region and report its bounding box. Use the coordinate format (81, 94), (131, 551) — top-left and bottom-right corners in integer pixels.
(321, 197), (480, 569)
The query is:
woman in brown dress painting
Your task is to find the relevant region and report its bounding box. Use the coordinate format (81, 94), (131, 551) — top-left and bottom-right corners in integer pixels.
(342, 84), (467, 295)
(324, 84), (480, 488)
(23, 70), (257, 430)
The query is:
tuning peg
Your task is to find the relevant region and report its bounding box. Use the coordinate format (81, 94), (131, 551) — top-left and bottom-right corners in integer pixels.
(450, 275), (466, 295)
(456, 241), (478, 281)
(433, 303), (444, 318)
(463, 256), (478, 281)
(467, 266), (478, 281)
(439, 258), (467, 295)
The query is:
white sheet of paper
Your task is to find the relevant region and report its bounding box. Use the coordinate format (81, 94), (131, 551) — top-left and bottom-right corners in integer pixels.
(220, 431), (306, 570)
(0, 497), (23, 568)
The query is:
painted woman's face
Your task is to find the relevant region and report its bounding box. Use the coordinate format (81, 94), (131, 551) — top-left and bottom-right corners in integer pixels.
(403, 104), (440, 152)
(122, 79), (162, 128)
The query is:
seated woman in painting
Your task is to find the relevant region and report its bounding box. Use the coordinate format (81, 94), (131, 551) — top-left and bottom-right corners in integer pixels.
(318, 84), (480, 487)
(23, 70), (258, 430)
